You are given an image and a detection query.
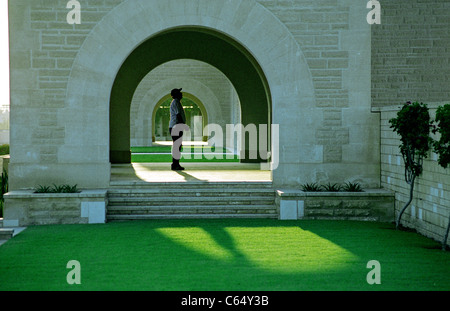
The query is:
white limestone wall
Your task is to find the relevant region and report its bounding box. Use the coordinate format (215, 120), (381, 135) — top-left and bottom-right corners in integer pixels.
(8, 0), (377, 189)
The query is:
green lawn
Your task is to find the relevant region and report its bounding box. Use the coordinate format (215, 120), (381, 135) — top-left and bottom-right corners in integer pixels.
(0, 219), (448, 291)
(131, 146), (239, 162)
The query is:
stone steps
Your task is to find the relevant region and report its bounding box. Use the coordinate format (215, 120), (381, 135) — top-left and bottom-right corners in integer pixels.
(107, 182), (277, 221)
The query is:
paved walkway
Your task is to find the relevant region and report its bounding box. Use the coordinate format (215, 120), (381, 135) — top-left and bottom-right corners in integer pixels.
(111, 162), (272, 184)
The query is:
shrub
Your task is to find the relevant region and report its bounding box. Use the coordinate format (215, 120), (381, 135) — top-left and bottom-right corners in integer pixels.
(301, 183), (322, 192)
(342, 182), (363, 192)
(389, 101), (434, 229)
(432, 104), (450, 169)
(34, 184), (79, 194)
(0, 144), (9, 156)
(321, 183), (342, 192)
(301, 182), (364, 192)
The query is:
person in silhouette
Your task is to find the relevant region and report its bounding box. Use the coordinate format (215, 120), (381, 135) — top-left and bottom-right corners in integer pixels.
(169, 88), (188, 171)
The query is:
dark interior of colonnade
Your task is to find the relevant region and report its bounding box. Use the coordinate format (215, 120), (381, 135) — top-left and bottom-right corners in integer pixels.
(109, 27), (272, 165)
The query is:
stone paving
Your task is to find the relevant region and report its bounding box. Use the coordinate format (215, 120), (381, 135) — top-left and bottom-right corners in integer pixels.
(111, 163), (272, 184)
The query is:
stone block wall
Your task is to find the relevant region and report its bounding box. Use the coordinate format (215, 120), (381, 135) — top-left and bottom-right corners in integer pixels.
(3, 190), (108, 226)
(371, 0), (450, 108)
(371, 0), (450, 245)
(378, 104), (450, 246)
(277, 189), (395, 222)
(260, 0), (376, 169)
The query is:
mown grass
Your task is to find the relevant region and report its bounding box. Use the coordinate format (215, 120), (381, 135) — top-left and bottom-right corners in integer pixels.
(131, 146), (239, 163)
(0, 219), (448, 291)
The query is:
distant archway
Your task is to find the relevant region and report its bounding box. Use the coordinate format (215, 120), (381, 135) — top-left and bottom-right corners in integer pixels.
(151, 92), (208, 142)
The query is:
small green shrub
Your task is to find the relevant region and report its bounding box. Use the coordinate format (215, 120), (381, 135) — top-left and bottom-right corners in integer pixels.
(301, 183), (322, 192)
(34, 184), (79, 194)
(342, 182), (363, 192)
(34, 185), (52, 193)
(321, 183), (342, 192)
(0, 144), (9, 156)
(301, 182), (364, 192)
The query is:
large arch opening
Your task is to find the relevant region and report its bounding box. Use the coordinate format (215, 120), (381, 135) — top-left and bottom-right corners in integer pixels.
(110, 27), (272, 164)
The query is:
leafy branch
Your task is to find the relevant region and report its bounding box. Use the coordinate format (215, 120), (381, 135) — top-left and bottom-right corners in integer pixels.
(389, 101), (434, 229)
(432, 104), (450, 250)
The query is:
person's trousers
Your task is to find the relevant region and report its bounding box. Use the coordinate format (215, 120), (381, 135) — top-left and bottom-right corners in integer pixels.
(169, 127), (183, 167)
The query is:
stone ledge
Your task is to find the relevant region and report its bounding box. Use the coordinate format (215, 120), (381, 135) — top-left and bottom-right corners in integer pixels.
(276, 188), (394, 198)
(3, 190), (108, 226)
(276, 189), (395, 222)
(4, 189), (108, 199)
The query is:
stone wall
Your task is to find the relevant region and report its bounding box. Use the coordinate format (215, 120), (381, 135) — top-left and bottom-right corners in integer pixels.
(260, 0), (375, 168)
(371, 0), (450, 246)
(371, 0), (450, 108)
(3, 190), (108, 226)
(277, 189), (395, 222)
(378, 104), (450, 246)
(8, 0), (377, 190)
(0, 106), (9, 145)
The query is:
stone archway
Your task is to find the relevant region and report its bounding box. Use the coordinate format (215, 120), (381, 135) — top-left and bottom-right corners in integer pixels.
(110, 28), (271, 164)
(64, 0), (315, 187)
(129, 60), (237, 147)
(151, 92), (209, 142)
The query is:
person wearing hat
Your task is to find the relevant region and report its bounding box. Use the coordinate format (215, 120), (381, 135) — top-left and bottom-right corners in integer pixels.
(169, 88), (188, 170)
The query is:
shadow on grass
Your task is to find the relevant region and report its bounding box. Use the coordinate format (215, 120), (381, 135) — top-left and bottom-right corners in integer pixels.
(0, 219), (448, 291)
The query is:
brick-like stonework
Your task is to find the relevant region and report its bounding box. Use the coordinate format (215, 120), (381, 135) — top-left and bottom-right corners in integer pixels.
(259, 0), (352, 163)
(276, 189), (395, 222)
(4, 190), (108, 226)
(371, 0), (450, 108)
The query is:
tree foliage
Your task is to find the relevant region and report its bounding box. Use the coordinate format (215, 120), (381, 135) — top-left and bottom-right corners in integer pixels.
(432, 104), (450, 169)
(389, 102), (434, 229)
(431, 104), (450, 251)
(389, 101), (433, 180)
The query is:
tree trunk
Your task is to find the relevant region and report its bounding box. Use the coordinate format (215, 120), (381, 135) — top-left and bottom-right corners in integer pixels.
(396, 174), (416, 229)
(443, 214), (450, 251)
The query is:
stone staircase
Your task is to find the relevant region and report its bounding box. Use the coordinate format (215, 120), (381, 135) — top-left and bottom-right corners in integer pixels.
(107, 182), (277, 221)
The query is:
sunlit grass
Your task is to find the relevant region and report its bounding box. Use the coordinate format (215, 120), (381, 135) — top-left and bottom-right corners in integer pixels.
(224, 227), (358, 273)
(0, 219), (448, 291)
(131, 146), (239, 162)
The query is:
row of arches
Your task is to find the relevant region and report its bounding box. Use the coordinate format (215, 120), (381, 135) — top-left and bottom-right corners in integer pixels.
(57, 0), (317, 188)
(110, 28), (272, 164)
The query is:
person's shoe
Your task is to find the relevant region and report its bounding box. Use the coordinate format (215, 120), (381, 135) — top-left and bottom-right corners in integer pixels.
(171, 165), (185, 171)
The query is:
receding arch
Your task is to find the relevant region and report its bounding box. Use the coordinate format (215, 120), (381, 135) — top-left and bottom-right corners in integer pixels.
(151, 92), (209, 142)
(110, 27), (272, 163)
(130, 59), (238, 148)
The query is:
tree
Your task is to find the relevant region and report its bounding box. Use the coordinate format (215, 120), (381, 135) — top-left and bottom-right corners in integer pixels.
(432, 104), (450, 250)
(389, 102), (434, 229)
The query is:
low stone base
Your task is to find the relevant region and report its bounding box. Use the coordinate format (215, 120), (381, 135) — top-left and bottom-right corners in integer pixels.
(3, 190), (108, 227)
(276, 189), (395, 222)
